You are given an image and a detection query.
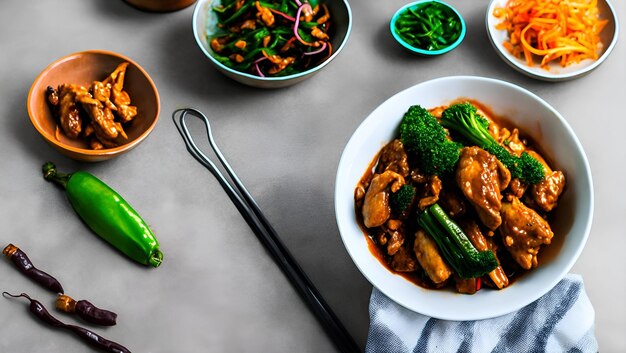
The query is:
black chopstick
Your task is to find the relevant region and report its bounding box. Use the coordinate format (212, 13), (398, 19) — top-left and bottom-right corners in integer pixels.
(173, 108), (361, 353)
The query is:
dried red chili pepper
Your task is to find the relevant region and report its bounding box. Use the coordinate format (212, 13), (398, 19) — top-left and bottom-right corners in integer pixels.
(57, 294), (118, 326)
(2, 244), (64, 294)
(2, 292), (131, 353)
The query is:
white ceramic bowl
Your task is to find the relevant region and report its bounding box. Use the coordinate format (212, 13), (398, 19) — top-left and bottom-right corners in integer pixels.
(335, 76), (594, 320)
(486, 0), (618, 81)
(192, 0), (352, 88)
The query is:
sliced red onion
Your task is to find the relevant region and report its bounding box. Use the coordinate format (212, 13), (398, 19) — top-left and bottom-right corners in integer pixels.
(254, 56), (267, 77)
(269, 8), (295, 22)
(304, 41), (327, 55)
(293, 3), (313, 45)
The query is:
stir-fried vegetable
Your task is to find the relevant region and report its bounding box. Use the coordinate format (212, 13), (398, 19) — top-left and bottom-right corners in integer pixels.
(209, 0), (333, 77)
(493, 0), (608, 68)
(417, 204), (498, 279)
(393, 1), (463, 51)
(440, 102), (545, 184)
(390, 184), (416, 214)
(399, 105), (461, 176)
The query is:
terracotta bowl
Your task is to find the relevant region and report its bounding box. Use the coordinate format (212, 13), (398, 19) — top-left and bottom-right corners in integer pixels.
(27, 50), (160, 162)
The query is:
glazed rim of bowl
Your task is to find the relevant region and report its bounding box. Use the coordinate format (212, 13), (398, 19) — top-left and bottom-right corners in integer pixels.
(192, 0), (353, 81)
(334, 76), (594, 320)
(390, 0), (466, 55)
(485, 0), (619, 81)
(27, 49), (160, 157)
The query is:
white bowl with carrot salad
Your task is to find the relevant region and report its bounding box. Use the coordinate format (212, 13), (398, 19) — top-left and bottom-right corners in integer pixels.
(486, 0), (618, 81)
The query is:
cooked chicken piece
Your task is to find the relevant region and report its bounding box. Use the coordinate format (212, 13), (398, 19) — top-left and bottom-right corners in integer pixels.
(210, 38), (225, 52)
(462, 220), (509, 289)
(46, 86), (59, 106)
(531, 171), (565, 212)
(525, 150), (566, 212)
(413, 229), (452, 284)
(255, 1), (275, 27)
(377, 139), (409, 177)
(75, 92), (120, 140)
(102, 62), (137, 122)
(90, 81), (116, 110)
(90, 121), (126, 149)
(500, 196), (554, 270)
(53, 84), (84, 138)
(390, 246), (418, 272)
(384, 219), (404, 255)
(507, 178), (527, 198)
(264, 53), (295, 75)
(455, 276), (478, 294)
(362, 171), (405, 228)
(316, 4), (330, 23)
(456, 146), (511, 230)
(239, 19), (256, 31)
(498, 128), (526, 156)
(89, 137), (105, 150)
(118, 103), (137, 124)
(385, 228), (404, 256)
(418, 175), (442, 210)
(354, 183), (366, 211)
(300, 2), (315, 21)
(311, 27), (329, 41)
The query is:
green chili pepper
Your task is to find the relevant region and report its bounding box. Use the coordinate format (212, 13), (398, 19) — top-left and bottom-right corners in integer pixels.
(42, 162), (163, 268)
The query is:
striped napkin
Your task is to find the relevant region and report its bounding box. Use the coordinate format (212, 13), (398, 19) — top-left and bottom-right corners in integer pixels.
(366, 274), (597, 353)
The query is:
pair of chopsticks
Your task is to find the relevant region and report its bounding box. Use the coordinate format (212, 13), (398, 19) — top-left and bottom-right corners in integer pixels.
(173, 108), (361, 353)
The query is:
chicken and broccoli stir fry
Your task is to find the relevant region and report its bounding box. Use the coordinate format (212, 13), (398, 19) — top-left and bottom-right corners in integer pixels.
(354, 101), (565, 294)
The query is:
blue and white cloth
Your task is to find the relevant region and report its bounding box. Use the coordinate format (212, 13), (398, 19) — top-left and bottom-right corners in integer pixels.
(366, 274), (597, 353)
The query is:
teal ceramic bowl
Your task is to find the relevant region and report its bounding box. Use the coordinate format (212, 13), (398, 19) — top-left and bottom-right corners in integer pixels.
(193, 0), (352, 88)
(390, 0), (466, 56)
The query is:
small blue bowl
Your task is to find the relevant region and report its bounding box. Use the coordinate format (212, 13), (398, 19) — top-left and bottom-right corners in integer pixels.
(390, 0), (466, 56)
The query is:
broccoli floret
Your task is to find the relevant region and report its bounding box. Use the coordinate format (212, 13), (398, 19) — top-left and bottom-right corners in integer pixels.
(399, 105), (461, 175)
(418, 204), (498, 279)
(519, 151), (546, 184)
(390, 184), (415, 213)
(440, 103), (545, 184)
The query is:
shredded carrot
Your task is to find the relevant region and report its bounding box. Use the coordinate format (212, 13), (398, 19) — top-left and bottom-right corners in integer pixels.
(493, 0), (608, 69)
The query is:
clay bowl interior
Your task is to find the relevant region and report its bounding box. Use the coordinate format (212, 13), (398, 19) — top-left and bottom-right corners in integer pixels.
(28, 50), (160, 162)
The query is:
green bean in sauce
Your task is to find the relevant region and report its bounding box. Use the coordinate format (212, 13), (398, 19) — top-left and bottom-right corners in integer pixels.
(209, 0), (333, 77)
